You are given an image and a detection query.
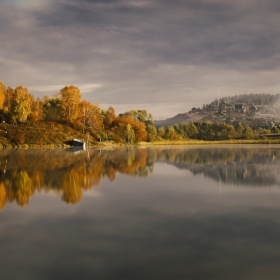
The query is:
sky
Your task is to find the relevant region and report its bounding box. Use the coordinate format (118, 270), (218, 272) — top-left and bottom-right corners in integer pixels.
(1, 0), (280, 118)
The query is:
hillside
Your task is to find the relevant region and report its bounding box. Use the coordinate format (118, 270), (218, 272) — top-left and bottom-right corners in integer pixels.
(155, 93), (280, 128)
(0, 122), (97, 148)
(154, 112), (218, 127)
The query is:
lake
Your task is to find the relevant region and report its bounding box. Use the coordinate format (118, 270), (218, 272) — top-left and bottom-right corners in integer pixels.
(1, 145), (280, 279)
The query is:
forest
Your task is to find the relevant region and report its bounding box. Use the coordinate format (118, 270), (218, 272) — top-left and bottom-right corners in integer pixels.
(209, 93), (280, 107)
(0, 81), (278, 144)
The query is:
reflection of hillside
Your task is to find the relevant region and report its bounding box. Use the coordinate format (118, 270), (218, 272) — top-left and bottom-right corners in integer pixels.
(1, 146), (280, 209)
(0, 148), (153, 209)
(155, 147), (280, 187)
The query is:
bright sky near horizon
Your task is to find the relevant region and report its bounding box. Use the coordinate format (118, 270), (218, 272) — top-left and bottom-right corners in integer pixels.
(1, 0), (280, 118)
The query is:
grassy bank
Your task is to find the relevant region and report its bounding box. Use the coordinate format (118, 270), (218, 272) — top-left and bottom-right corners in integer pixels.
(0, 122), (93, 148)
(0, 122), (280, 148)
(137, 139), (280, 145)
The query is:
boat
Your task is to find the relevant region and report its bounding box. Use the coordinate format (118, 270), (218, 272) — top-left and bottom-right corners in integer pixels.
(71, 138), (86, 149)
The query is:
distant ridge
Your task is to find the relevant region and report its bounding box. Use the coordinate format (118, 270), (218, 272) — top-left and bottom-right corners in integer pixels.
(154, 93), (280, 127)
(154, 113), (207, 127)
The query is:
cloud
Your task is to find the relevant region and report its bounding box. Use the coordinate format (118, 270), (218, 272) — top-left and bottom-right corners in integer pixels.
(28, 84), (102, 94)
(1, 0), (280, 116)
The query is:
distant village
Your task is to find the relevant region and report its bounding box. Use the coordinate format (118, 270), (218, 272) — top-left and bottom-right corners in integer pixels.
(190, 100), (280, 130)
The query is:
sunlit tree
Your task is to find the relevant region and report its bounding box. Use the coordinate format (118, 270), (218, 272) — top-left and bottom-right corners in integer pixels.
(0, 81), (5, 110)
(77, 101), (103, 136)
(103, 106), (116, 128)
(11, 85), (32, 122)
(3, 86), (14, 112)
(60, 85), (81, 121)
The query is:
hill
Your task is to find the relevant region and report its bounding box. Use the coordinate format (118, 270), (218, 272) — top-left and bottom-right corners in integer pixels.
(155, 93), (280, 128)
(154, 112), (214, 127)
(0, 122), (96, 148)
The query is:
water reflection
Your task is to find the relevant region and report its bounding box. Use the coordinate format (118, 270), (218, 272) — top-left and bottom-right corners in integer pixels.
(1, 145), (280, 209)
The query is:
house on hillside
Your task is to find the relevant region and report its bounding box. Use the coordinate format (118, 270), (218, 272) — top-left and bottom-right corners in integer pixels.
(190, 107), (201, 113)
(205, 104), (218, 112)
(235, 103), (248, 113)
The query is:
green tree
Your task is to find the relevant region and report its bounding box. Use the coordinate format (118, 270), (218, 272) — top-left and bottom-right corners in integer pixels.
(166, 126), (180, 140)
(242, 126), (254, 139)
(124, 109), (153, 125)
(43, 97), (63, 121)
(146, 124), (157, 142)
(235, 122), (244, 138)
(157, 126), (166, 138)
(124, 124), (135, 143)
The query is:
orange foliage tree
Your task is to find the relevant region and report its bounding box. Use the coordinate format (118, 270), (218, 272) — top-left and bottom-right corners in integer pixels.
(77, 101), (103, 136)
(113, 115), (147, 142)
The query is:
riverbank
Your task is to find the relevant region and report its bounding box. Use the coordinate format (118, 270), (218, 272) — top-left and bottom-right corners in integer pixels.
(0, 122), (280, 149)
(137, 139), (280, 145)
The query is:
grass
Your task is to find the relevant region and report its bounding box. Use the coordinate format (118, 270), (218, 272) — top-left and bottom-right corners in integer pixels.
(0, 122), (92, 147)
(137, 139), (280, 145)
(0, 121), (280, 148)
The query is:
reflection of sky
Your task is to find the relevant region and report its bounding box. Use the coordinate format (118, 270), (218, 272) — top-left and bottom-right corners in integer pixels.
(2, 163), (280, 279)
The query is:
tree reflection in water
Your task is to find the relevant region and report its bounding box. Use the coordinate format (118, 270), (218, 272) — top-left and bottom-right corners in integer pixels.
(0, 146), (280, 209)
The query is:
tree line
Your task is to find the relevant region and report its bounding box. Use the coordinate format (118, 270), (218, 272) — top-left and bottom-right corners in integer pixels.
(209, 93), (280, 107)
(0, 82), (274, 142)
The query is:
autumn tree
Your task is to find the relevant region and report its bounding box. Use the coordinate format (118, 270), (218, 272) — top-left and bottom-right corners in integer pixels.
(124, 124), (136, 143)
(111, 115), (145, 142)
(114, 115), (147, 142)
(0, 82), (5, 110)
(11, 85), (32, 122)
(77, 101), (103, 136)
(28, 97), (44, 122)
(59, 85), (81, 122)
(43, 97), (63, 121)
(103, 106), (116, 128)
(3, 86), (14, 112)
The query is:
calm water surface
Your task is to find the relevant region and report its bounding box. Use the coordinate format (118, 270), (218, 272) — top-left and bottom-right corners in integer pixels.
(1, 145), (280, 279)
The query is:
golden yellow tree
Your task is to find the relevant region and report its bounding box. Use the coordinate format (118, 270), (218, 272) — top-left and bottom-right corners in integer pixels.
(60, 85), (81, 122)
(0, 182), (7, 210)
(11, 85), (32, 122)
(28, 97), (44, 122)
(3, 86), (14, 112)
(0, 82), (5, 110)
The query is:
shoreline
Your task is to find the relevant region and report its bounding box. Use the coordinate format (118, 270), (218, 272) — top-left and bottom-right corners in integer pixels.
(2, 139), (280, 150)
